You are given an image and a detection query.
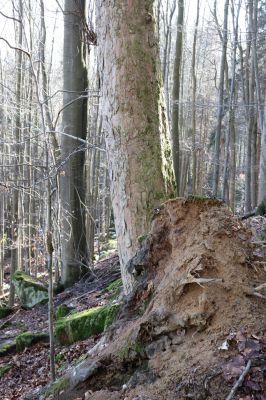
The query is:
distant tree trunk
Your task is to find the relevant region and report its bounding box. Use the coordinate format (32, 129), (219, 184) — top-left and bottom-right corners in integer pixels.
(191, 0), (200, 194)
(222, 0), (241, 210)
(246, 0), (257, 211)
(60, 0), (88, 288)
(212, 0), (229, 197)
(258, 99), (266, 203)
(97, 0), (170, 294)
(9, 0), (23, 306)
(171, 0), (184, 195)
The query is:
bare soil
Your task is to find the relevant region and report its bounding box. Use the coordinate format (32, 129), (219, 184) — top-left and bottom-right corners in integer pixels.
(70, 198), (266, 400)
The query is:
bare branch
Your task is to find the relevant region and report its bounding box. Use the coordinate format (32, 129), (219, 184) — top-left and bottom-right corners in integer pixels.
(0, 37), (30, 57)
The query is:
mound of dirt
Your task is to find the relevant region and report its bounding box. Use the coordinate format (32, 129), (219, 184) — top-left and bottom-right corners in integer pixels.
(54, 198), (266, 400)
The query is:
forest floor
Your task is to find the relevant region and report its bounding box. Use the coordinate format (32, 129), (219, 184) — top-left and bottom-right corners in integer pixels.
(0, 200), (266, 400)
(0, 252), (121, 400)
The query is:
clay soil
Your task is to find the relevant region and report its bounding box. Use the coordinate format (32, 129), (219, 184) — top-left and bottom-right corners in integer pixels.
(70, 198), (266, 400)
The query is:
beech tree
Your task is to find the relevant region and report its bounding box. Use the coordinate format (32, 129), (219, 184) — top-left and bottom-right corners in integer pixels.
(96, 0), (172, 294)
(171, 0), (184, 195)
(60, 0), (88, 287)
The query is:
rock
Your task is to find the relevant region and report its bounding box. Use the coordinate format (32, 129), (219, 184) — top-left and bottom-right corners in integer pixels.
(0, 307), (13, 319)
(12, 271), (48, 308)
(55, 304), (121, 345)
(16, 331), (49, 351)
(0, 340), (16, 357)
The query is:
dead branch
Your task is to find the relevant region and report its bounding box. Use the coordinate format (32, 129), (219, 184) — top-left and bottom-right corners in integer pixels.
(225, 359), (251, 400)
(0, 37), (30, 57)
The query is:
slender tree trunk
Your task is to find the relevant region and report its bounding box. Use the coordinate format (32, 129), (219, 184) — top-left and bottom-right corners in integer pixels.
(171, 0), (184, 195)
(212, 0), (229, 197)
(222, 0), (241, 208)
(9, 0), (23, 306)
(61, 0), (88, 287)
(258, 98), (266, 203)
(191, 0), (200, 194)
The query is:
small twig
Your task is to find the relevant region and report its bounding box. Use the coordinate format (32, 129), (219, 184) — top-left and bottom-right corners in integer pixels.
(225, 359), (252, 400)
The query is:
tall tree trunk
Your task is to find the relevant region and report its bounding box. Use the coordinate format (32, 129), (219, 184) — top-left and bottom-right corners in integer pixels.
(9, 0), (23, 306)
(212, 0), (229, 197)
(171, 0), (184, 195)
(258, 98), (266, 203)
(97, 0), (170, 294)
(191, 0), (200, 194)
(60, 0), (88, 287)
(222, 0), (241, 209)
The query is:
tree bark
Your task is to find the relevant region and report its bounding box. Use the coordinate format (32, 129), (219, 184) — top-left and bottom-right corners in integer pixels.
(212, 0), (229, 197)
(97, 0), (170, 294)
(9, 0), (23, 306)
(60, 0), (88, 287)
(171, 0), (184, 195)
(191, 0), (200, 194)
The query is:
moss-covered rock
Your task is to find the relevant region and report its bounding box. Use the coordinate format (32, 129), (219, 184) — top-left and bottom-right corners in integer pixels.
(55, 304), (121, 345)
(56, 304), (72, 320)
(0, 363), (13, 378)
(16, 331), (49, 351)
(105, 278), (123, 301)
(0, 341), (16, 357)
(0, 307), (13, 319)
(12, 271), (48, 308)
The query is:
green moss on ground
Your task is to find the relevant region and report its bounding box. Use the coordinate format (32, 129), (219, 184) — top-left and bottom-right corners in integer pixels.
(12, 271), (48, 308)
(45, 377), (70, 397)
(0, 341), (16, 357)
(55, 304), (121, 345)
(105, 278), (123, 301)
(0, 307), (13, 319)
(105, 279), (122, 293)
(0, 363), (13, 378)
(56, 304), (72, 320)
(16, 331), (49, 351)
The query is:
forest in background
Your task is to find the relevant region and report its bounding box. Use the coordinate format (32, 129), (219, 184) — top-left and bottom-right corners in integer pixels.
(0, 0), (265, 296)
(0, 0), (264, 299)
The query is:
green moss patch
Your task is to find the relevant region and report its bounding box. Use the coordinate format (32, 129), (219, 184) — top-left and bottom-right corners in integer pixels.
(0, 363), (13, 378)
(0, 307), (13, 319)
(16, 331), (49, 351)
(105, 278), (123, 301)
(0, 341), (16, 357)
(12, 271), (48, 308)
(55, 304), (121, 345)
(45, 376), (71, 397)
(105, 278), (122, 293)
(56, 304), (72, 320)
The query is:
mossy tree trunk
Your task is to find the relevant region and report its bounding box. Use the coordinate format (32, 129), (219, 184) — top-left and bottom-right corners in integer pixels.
(60, 0), (88, 287)
(97, 0), (172, 294)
